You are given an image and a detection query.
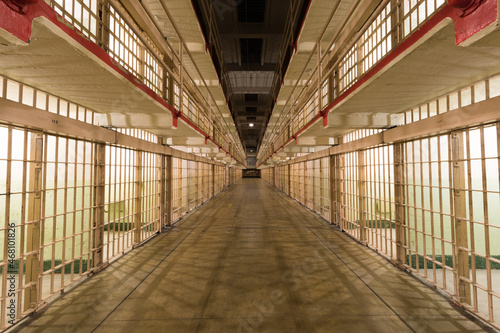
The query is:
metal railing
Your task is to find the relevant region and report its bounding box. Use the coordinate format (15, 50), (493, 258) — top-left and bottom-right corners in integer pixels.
(50, 0), (246, 164)
(0, 80), (234, 328)
(258, 0), (447, 165)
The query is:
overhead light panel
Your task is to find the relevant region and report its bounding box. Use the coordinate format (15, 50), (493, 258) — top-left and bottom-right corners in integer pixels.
(249, 123), (254, 127)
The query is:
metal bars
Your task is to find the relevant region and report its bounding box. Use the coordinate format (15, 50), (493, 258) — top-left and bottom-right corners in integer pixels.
(46, 0), (246, 162)
(0, 120), (232, 331)
(261, 119), (500, 329)
(258, 0), (449, 165)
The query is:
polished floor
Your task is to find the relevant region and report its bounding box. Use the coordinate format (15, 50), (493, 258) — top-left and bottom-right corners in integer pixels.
(14, 179), (492, 332)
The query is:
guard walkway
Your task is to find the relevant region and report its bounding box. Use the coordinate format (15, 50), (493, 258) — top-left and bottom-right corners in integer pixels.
(12, 179), (489, 332)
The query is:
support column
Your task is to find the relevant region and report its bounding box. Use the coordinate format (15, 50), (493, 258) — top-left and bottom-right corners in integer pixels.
(328, 72), (336, 103)
(311, 162), (316, 211)
(157, 153), (166, 231)
(287, 164), (291, 196)
(179, 42), (184, 113)
(134, 151), (142, 244)
(451, 131), (471, 305)
(272, 166), (276, 187)
(162, 55), (169, 102)
(195, 162), (200, 206)
(317, 41), (323, 109)
(391, 0), (403, 47)
(394, 142), (406, 265)
(339, 151), (346, 230)
(356, 36), (364, 83)
(98, 0), (110, 52)
(168, 74), (175, 106)
(333, 70), (339, 100)
(138, 43), (145, 82)
(319, 158), (324, 217)
(178, 160), (183, 215)
(92, 143), (105, 269)
(211, 164), (215, 197)
(24, 132), (43, 311)
(200, 163), (204, 203)
(166, 155), (173, 226)
(358, 150), (367, 243)
(329, 155), (336, 225)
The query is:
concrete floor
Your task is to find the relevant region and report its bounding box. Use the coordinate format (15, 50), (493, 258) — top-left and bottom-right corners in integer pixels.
(13, 179), (493, 333)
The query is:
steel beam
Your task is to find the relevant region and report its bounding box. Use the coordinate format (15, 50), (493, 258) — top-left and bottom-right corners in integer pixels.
(0, 98), (225, 166)
(98, 113), (175, 129)
(324, 113), (404, 129)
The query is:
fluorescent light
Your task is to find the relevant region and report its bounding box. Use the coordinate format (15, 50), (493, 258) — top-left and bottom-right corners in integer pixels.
(249, 123), (254, 127)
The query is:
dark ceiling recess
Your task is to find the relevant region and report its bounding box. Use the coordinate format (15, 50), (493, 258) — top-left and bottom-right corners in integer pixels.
(240, 38), (263, 63)
(237, 0), (266, 23)
(245, 94), (259, 102)
(191, 0), (311, 167)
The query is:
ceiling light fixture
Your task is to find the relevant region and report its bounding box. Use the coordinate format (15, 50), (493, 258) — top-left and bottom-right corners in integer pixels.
(249, 123), (254, 127)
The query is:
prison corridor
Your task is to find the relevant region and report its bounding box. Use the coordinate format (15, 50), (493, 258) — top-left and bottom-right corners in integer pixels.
(12, 179), (488, 333)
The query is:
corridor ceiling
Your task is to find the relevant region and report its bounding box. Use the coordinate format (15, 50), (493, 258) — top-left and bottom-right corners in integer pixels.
(192, 0), (310, 167)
